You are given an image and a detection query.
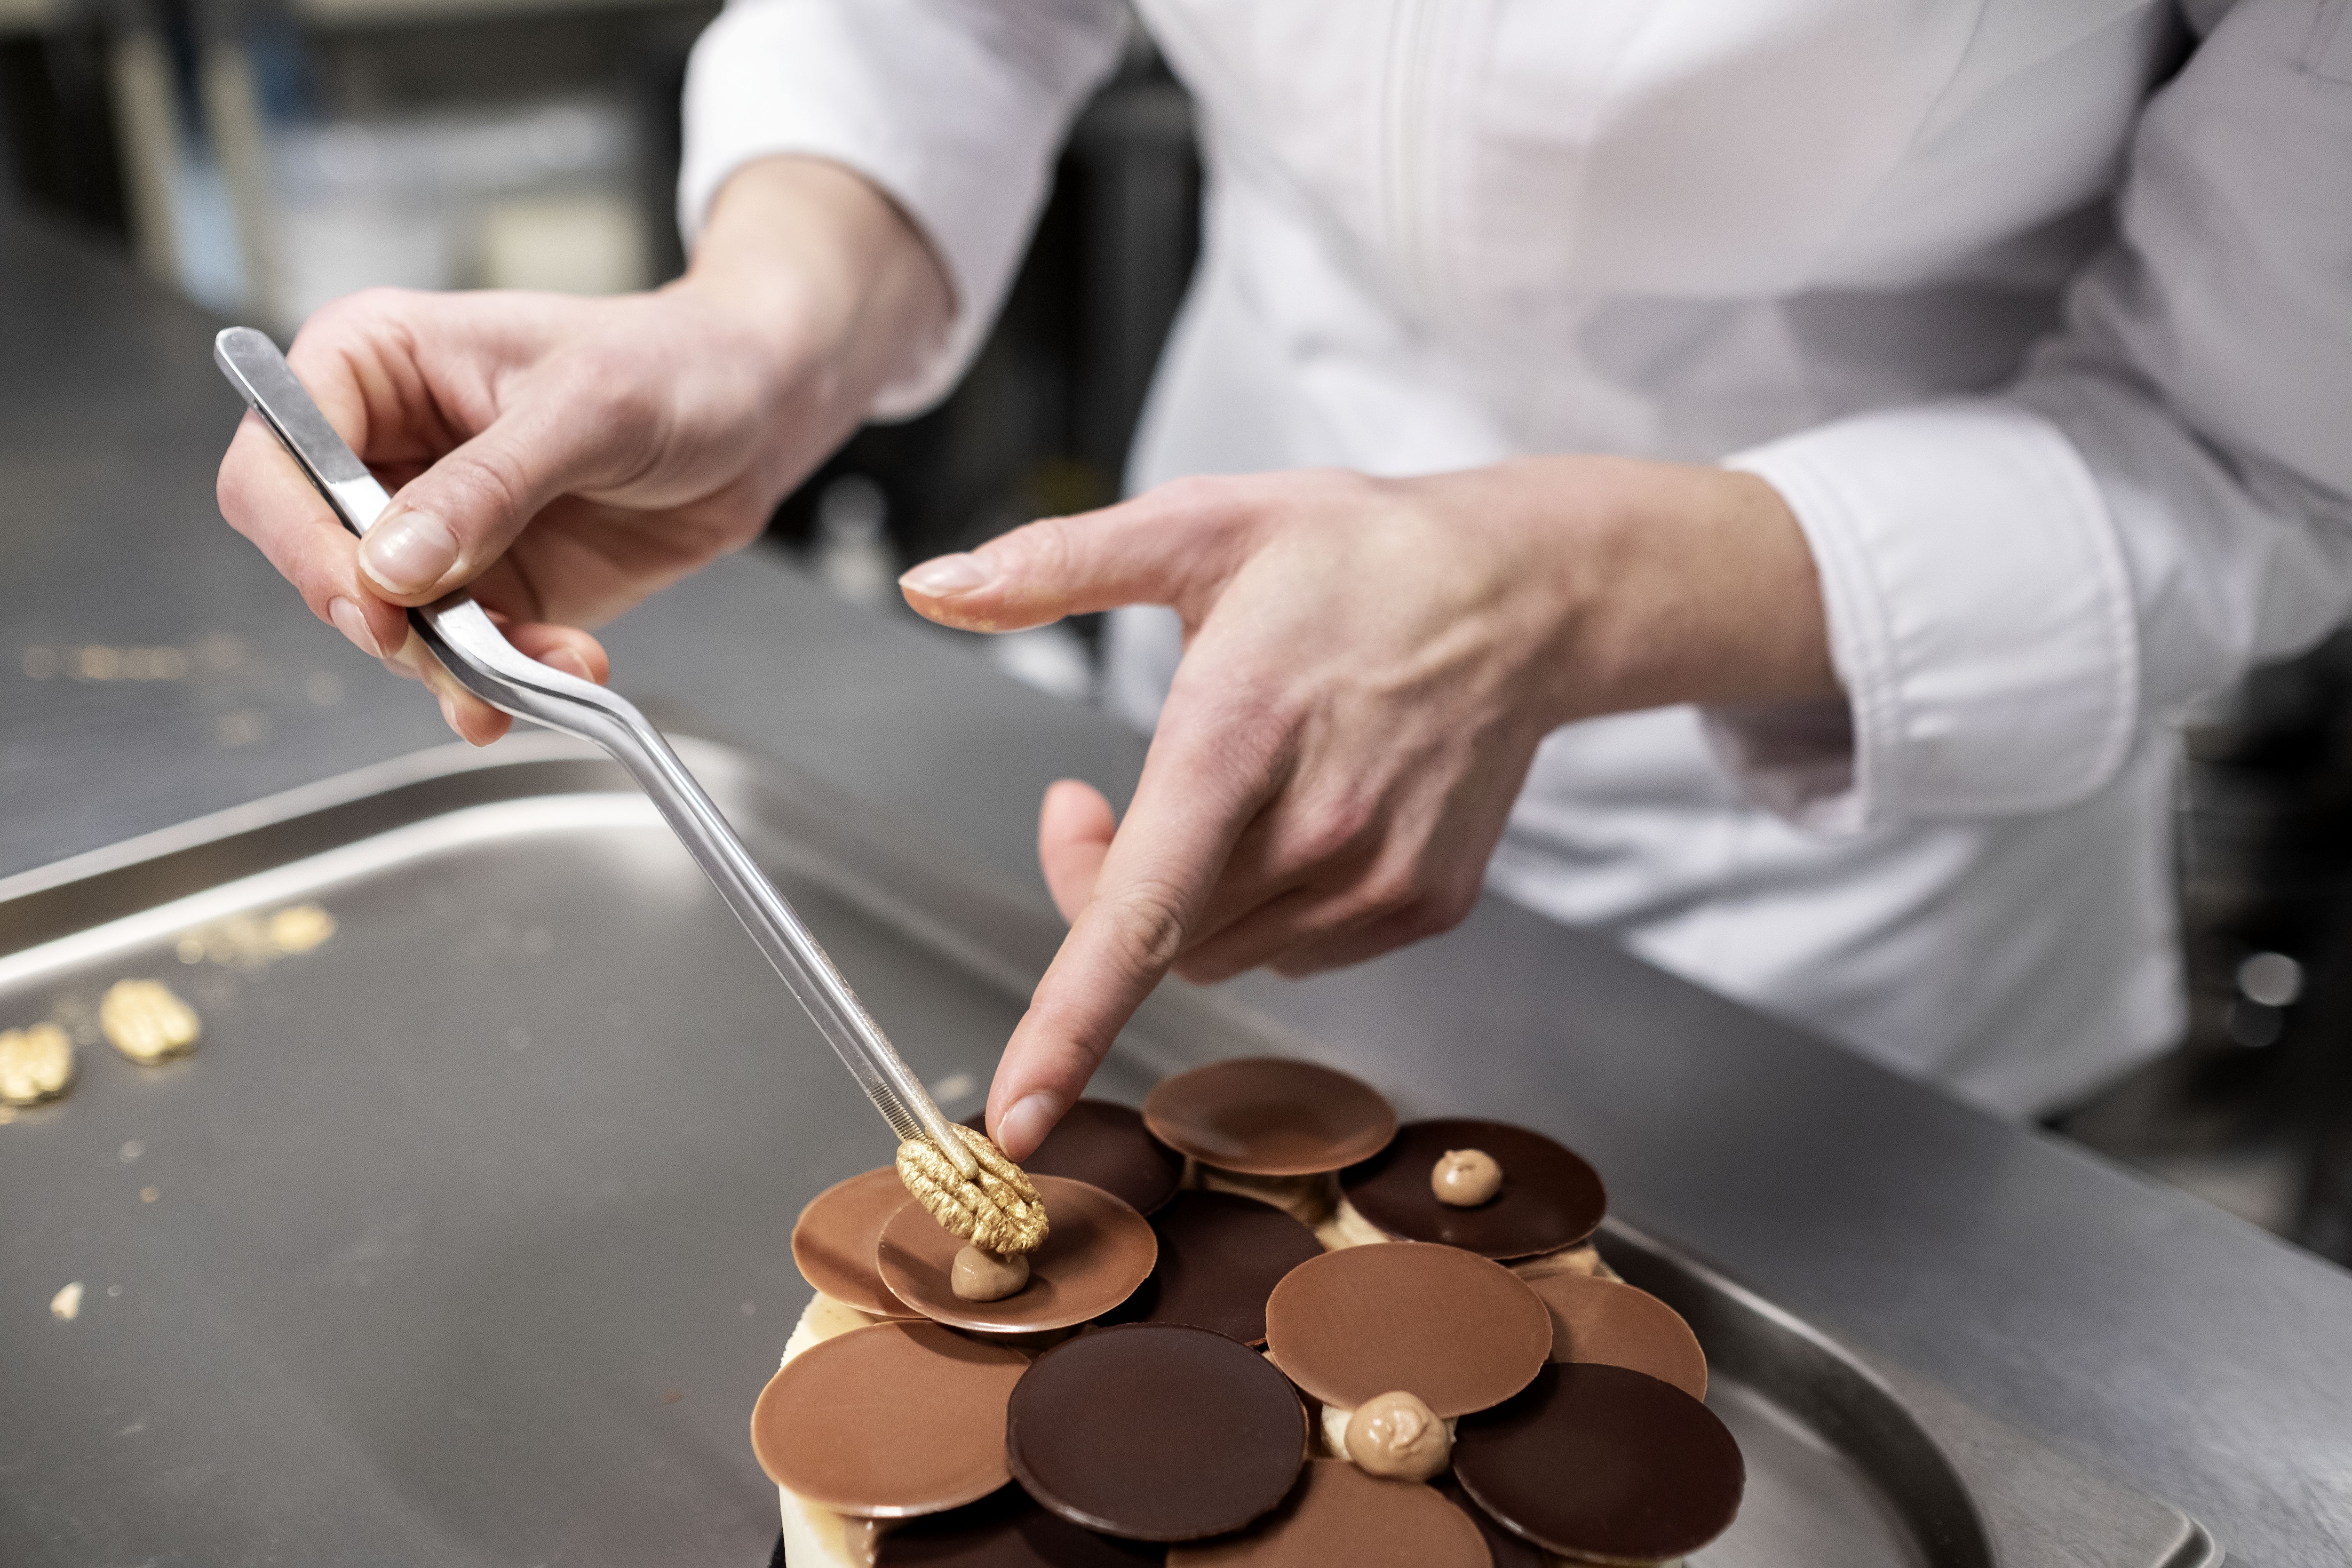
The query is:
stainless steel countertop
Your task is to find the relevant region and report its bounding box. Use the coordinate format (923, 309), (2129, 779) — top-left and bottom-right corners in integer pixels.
(4, 213), (2348, 1565)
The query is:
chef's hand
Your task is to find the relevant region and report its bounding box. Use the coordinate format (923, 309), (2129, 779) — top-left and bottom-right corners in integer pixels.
(901, 459), (1836, 1159)
(216, 156), (951, 743)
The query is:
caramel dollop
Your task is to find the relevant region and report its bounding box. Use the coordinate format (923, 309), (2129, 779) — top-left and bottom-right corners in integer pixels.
(950, 1244), (1031, 1302)
(1431, 1148), (1502, 1207)
(1343, 1389), (1451, 1481)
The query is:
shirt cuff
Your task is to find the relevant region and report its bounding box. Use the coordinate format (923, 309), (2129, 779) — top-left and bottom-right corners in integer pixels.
(1714, 399), (2141, 830)
(678, 0), (1126, 418)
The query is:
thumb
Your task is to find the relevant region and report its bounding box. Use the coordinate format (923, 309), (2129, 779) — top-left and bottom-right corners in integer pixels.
(1039, 779), (1114, 923)
(352, 396), (626, 607)
(899, 477), (1257, 632)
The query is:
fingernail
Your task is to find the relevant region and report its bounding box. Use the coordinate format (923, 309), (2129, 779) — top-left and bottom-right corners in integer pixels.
(995, 1093), (1061, 1161)
(900, 553), (995, 597)
(546, 647), (594, 682)
(359, 509), (460, 595)
(327, 597), (382, 658)
(437, 693), (461, 734)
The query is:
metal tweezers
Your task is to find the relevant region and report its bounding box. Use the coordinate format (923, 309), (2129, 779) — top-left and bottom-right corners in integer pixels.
(214, 326), (977, 1178)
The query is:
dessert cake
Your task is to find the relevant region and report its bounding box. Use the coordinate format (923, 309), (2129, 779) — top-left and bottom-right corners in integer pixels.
(753, 1059), (1743, 1566)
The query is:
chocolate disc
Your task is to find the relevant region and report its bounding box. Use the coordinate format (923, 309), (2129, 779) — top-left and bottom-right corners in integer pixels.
(877, 1176), (1158, 1334)
(1104, 1189), (1325, 1346)
(750, 1321), (1028, 1517)
(1527, 1272), (1707, 1400)
(877, 1485), (1164, 1565)
(1165, 1459), (1489, 1567)
(1454, 1362), (1744, 1563)
(965, 1099), (1184, 1216)
(1263, 1242), (1552, 1417)
(1144, 1059), (1397, 1177)
(1340, 1118), (1605, 1258)
(1007, 1323), (1307, 1541)
(1431, 1475), (1549, 1568)
(792, 1166), (929, 1318)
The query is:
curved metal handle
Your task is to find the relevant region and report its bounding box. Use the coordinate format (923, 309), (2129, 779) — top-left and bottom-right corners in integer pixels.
(214, 326), (975, 1174)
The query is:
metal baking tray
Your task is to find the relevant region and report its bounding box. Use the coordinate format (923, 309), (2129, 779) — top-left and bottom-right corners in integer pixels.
(0, 736), (2217, 1567)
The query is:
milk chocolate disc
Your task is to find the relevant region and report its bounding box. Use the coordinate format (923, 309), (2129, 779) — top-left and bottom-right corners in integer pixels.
(1144, 1059), (1397, 1177)
(1527, 1273), (1707, 1400)
(877, 1485), (1164, 1565)
(1431, 1476), (1549, 1568)
(1104, 1189), (1325, 1346)
(1263, 1242), (1552, 1417)
(1007, 1323), (1307, 1541)
(1165, 1459), (1489, 1568)
(878, 1176), (1158, 1334)
(750, 1321), (1028, 1517)
(1454, 1362), (1744, 1563)
(793, 1166), (930, 1318)
(1340, 1119), (1605, 1259)
(965, 1099), (1184, 1216)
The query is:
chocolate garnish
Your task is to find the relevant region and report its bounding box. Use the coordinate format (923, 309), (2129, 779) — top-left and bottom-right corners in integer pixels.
(1103, 1189), (1324, 1346)
(1341, 1118), (1605, 1258)
(965, 1099), (1184, 1216)
(877, 1175), (1157, 1334)
(1263, 1242), (1552, 1417)
(750, 1321), (1028, 1517)
(1144, 1058), (1396, 1177)
(1430, 1475), (1549, 1568)
(1454, 1362), (1744, 1563)
(792, 1166), (929, 1319)
(876, 1484), (1163, 1566)
(1007, 1323), (1307, 1542)
(1163, 1458), (1489, 1567)
(1526, 1272), (1708, 1400)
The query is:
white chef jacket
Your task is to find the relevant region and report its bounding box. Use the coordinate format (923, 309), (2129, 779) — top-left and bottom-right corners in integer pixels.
(681, 0), (2352, 1116)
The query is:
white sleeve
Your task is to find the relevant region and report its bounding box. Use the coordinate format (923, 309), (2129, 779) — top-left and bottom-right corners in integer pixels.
(1709, 0), (2352, 832)
(678, 0), (1130, 417)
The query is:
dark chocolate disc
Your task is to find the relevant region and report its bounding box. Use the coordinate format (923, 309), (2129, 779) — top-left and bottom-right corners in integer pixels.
(1104, 1189), (1325, 1346)
(1454, 1362), (1744, 1563)
(877, 1485), (1164, 1565)
(1431, 1476), (1549, 1568)
(877, 1176), (1158, 1334)
(792, 1166), (929, 1318)
(1144, 1059), (1397, 1177)
(750, 1321), (1028, 1517)
(964, 1099), (1184, 1216)
(1340, 1118), (1606, 1258)
(1164, 1459), (1489, 1567)
(1264, 1242), (1552, 1417)
(1527, 1272), (1707, 1399)
(1007, 1323), (1307, 1542)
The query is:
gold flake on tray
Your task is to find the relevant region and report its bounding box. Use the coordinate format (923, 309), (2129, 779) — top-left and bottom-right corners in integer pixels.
(0, 1022), (75, 1105)
(174, 902), (337, 968)
(266, 903), (335, 954)
(100, 979), (201, 1065)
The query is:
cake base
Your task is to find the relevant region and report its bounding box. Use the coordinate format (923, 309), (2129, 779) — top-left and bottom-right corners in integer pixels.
(770, 1202), (1645, 1568)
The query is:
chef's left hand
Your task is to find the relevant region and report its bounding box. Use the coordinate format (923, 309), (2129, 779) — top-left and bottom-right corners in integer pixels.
(899, 457), (1836, 1160)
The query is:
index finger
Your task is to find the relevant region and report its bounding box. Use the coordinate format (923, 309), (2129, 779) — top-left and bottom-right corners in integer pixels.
(985, 704), (1286, 1159)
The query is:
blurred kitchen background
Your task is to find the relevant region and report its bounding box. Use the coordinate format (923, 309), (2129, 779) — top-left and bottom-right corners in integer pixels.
(7, 0), (2349, 1265)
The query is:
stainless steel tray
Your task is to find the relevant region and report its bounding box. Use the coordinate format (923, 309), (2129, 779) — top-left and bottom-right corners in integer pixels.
(0, 737), (2218, 1567)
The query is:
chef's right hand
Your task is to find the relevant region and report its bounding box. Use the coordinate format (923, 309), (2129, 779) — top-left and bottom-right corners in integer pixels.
(215, 156), (952, 744)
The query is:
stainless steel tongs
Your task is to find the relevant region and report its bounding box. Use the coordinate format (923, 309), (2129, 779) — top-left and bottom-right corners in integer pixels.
(214, 326), (978, 1178)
